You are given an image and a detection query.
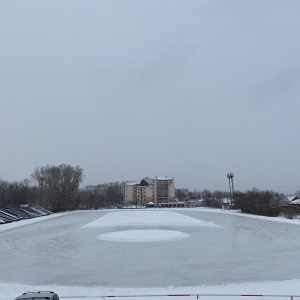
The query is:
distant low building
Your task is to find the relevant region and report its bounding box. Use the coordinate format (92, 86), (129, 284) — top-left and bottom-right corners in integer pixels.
(84, 185), (99, 192)
(286, 195), (300, 206)
(222, 198), (231, 209)
(83, 184), (108, 193)
(124, 176), (175, 206)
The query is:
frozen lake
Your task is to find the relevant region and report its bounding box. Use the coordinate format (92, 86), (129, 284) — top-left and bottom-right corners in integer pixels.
(1, 209), (300, 288)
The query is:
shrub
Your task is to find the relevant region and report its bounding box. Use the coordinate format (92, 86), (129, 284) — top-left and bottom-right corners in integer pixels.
(234, 188), (282, 217)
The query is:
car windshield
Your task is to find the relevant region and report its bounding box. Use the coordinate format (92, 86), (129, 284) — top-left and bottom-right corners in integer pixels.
(1, 1), (300, 300)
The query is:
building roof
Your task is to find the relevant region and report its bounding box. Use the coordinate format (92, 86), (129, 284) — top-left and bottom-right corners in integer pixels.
(147, 176), (173, 180)
(126, 181), (140, 186)
(287, 195), (300, 202)
(222, 198), (232, 204)
(292, 199), (300, 204)
(126, 177), (173, 186)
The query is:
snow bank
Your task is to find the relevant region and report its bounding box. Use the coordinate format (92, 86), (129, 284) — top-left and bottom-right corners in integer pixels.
(0, 213), (66, 232)
(1, 279), (300, 300)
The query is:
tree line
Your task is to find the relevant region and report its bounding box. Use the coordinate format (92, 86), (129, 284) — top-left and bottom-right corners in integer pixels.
(0, 164), (124, 212)
(176, 187), (300, 218)
(1, 164), (299, 217)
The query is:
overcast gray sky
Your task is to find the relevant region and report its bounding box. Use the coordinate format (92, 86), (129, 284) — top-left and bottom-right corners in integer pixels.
(1, 0), (300, 194)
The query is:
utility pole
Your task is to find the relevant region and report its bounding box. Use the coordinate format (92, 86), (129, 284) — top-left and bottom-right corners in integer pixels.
(39, 177), (45, 207)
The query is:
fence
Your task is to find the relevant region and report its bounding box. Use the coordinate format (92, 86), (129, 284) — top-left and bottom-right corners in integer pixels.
(60, 293), (300, 300)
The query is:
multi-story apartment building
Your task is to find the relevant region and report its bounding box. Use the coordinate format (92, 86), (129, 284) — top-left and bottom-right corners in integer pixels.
(124, 176), (175, 206)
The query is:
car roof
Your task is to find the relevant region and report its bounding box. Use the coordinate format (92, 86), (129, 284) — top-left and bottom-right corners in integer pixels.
(15, 291), (58, 300)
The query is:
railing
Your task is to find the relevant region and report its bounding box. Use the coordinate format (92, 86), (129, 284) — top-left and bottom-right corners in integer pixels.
(60, 293), (300, 300)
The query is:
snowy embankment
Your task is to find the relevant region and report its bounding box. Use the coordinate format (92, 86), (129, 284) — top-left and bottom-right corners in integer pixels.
(0, 212), (66, 232)
(2, 279), (300, 300)
(1, 208), (300, 300)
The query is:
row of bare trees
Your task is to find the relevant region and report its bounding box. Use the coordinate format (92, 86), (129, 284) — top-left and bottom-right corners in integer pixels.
(1, 166), (298, 217)
(31, 164), (84, 211)
(0, 164), (126, 212)
(234, 188), (286, 217)
(0, 164), (84, 212)
(175, 187), (296, 218)
(0, 179), (38, 207)
(79, 182), (124, 209)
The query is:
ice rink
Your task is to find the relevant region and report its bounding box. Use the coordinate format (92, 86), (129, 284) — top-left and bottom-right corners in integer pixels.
(1, 208), (300, 289)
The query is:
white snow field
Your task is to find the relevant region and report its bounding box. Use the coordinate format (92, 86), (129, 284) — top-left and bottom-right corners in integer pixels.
(1, 208), (300, 300)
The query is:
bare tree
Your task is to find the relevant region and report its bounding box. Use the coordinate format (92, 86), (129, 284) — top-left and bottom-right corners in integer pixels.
(0, 179), (34, 206)
(31, 164), (84, 211)
(175, 189), (187, 200)
(234, 188), (283, 217)
(202, 189), (212, 200)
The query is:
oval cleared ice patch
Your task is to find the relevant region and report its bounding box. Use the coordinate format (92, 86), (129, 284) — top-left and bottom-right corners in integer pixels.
(98, 229), (189, 242)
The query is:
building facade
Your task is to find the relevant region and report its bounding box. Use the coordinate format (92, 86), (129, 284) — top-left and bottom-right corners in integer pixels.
(124, 176), (175, 206)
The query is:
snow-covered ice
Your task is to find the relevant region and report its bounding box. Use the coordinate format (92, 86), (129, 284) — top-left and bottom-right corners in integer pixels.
(97, 229), (190, 242)
(81, 211), (220, 228)
(1, 208), (300, 300)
